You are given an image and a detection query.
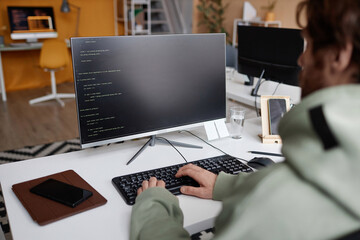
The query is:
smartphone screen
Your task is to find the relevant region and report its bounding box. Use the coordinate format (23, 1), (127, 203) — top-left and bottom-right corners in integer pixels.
(268, 99), (287, 135)
(30, 179), (93, 208)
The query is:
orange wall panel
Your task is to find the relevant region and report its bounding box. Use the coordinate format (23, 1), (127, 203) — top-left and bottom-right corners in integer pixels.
(0, 0), (115, 92)
(1, 50), (73, 92)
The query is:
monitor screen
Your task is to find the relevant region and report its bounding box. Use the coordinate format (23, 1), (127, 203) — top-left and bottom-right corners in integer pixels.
(71, 34), (226, 148)
(237, 25), (303, 86)
(7, 6), (58, 42)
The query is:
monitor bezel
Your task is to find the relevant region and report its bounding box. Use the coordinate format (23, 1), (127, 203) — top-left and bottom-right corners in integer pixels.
(80, 120), (223, 148)
(71, 34), (227, 149)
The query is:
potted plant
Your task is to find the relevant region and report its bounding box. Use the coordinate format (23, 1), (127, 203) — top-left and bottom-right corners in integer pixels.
(197, 0), (231, 44)
(262, 0), (277, 21)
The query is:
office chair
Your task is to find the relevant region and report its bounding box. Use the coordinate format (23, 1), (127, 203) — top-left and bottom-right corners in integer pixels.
(29, 39), (75, 107)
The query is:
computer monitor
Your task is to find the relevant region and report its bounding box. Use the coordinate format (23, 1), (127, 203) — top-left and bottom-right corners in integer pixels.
(7, 6), (58, 43)
(237, 25), (304, 96)
(71, 34), (226, 152)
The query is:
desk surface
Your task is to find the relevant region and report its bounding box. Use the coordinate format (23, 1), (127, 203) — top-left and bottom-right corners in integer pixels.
(226, 75), (302, 107)
(0, 118), (283, 240)
(0, 44), (43, 52)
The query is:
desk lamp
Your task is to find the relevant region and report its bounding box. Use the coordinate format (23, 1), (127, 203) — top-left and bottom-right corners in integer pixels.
(61, 0), (81, 37)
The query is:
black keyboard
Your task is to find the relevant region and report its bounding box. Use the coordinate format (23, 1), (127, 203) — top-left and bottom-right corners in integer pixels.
(112, 155), (253, 205)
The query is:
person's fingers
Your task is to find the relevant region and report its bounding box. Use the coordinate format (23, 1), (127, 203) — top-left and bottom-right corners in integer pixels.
(176, 164), (202, 178)
(176, 168), (197, 178)
(138, 178), (165, 196)
(178, 163), (195, 171)
(142, 180), (149, 190)
(176, 164), (202, 176)
(157, 180), (165, 187)
(149, 177), (157, 187)
(180, 186), (211, 199)
(176, 167), (209, 185)
(175, 164), (194, 176)
(137, 187), (143, 196)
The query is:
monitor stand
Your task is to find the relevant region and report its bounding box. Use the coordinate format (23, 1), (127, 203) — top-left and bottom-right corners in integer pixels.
(245, 76), (254, 86)
(126, 135), (202, 165)
(250, 69), (266, 97)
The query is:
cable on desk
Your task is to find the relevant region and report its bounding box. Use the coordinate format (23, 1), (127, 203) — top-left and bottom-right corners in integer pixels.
(272, 82), (282, 96)
(179, 130), (249, 164)
(156, 137), (188, 163)
(254, 79), (266, 117)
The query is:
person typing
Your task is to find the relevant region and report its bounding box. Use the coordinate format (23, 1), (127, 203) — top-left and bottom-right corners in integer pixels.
(130, 0), (360, 239)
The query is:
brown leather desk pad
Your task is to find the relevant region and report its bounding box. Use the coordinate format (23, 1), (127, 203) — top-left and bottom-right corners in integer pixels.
(12, 169), (107, 225)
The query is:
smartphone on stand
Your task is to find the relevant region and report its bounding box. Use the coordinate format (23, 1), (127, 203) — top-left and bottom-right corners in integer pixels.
(268, 98), (287, 135)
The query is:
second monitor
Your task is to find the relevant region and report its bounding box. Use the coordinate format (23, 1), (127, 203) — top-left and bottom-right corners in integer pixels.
(7, 6), (58, 43)
(237, 25), (304, 96)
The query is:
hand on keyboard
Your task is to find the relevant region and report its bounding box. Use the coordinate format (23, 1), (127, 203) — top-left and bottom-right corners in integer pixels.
(175, 164), (217, 199)
(112, 155), (252, 205)
(137, 176), (165, 196)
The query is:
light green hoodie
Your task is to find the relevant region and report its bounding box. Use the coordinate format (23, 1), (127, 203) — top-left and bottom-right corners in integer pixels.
(130, 84), (360, 240)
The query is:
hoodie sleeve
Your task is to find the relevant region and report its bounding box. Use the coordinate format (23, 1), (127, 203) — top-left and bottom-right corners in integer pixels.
(130, 187), (190, 240)
(213, 172), (249, 201)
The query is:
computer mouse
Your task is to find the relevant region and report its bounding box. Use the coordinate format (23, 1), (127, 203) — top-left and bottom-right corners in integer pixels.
(248, 157), (275, 170)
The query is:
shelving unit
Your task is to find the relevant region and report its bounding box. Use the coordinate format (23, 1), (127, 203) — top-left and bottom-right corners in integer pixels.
(149, 0), (173, 34)
(119, 0), (151, 35)
(117, 0), (175, 35)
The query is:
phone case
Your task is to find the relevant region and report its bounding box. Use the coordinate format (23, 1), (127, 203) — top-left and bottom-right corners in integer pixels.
(12, 170), (107, 225)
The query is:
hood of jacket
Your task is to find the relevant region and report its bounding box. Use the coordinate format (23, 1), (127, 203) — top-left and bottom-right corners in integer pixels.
(278, 84), (360, 219)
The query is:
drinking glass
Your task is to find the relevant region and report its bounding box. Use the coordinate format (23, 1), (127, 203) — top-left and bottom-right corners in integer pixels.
(229, 107), (246, 139)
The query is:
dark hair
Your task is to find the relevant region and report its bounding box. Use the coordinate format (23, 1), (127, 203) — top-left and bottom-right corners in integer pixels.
(296, 0), (360, 71)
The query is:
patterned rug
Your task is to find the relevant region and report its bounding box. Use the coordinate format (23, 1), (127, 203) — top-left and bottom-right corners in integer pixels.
(0, 139), (81, 164)
(0, 188), (11, 240)
(0, 139), (214, 240)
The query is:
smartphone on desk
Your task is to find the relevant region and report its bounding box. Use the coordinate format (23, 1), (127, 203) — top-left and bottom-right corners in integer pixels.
(30, 178), (93, 208)
(268, 98), (287, 135)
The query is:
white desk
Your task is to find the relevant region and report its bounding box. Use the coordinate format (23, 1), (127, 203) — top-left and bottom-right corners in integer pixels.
(0, 44), (43, 102)
(0, 118), (283, 240)
(226, 76), (302, 107)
